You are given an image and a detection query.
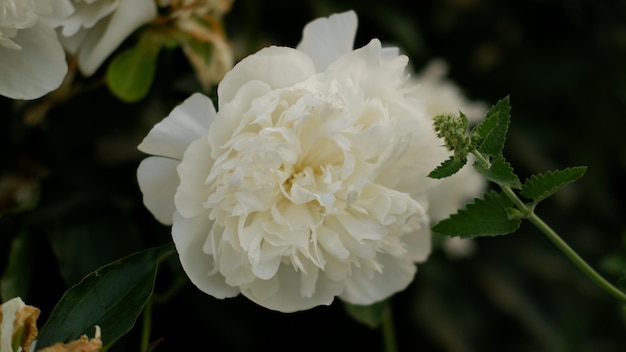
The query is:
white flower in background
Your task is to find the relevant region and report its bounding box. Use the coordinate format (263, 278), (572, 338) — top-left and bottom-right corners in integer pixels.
(57, 0), (157, 76)
(412, 59), (488, 258)
(0, 0), (73, 100)
(137, 11), (442, 312)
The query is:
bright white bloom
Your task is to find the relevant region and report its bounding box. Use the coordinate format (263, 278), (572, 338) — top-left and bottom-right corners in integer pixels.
(138, 11), (441, 312)
(57, 0), (157, 76)
(0, 0), (73, 99)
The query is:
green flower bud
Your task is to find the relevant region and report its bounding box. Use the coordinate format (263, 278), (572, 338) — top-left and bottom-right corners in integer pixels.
(433, 112), (471, 160)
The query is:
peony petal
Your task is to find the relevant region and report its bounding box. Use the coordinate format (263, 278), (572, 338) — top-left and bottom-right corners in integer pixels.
(325, 38), (409, 102)
(403, 222), (432, 263)
(208, 80), (271, 154)
(137, 156), (179, 225)
(58, 0), (118, 37)
(74, 0), (157, 75)
(138, 93), (215, 159)
(0, 22), (67, 100)
(340, 255), (416, 305)
(296, 10), (358, 72)
(240, 264), (343, 313)
(217, 46), (316, 107)
(175, 137), (215, 218)
(172, 212), (240, 298)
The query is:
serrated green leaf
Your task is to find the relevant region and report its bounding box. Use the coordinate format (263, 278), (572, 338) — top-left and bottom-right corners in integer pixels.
(471, 96), (511, 156)
(432, 190), (521, 238)
(473, 154), (521, 189)
(37, 243), (175, 349)
(343, 299), (390, 329)
(106, 32), (161, 103)
(428, 155), (467, 179)
(520, 166), (587, 203)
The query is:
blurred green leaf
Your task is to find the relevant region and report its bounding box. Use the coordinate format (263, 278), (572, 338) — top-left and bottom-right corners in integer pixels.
(471, 96), (511, 156)
(520, 166), (587, 203)
(474, 154), (522, 189)
(37, 242), (175, 349)
(0, 230), (33, 302)
(343, 299), (390, 329)
(432, 190), (521, 238)
(106, 32), (161, 103)
(428, 155), (467, 179)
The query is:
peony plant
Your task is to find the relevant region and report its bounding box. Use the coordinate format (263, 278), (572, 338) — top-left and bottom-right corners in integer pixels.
(2, 3), (624, 352)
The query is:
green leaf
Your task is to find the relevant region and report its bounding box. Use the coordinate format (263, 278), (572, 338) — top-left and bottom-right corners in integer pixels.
(1, 230), (33, 302)
(471, 96), (511, 156)
(520, 166), (587, 203)
(428, 155), (467, 179)
(37, 243), (175, 349)
(343, 299), (390, 329)
(432, 190), (521, 238)
(106, 32), (161, 103)
(473, 154), (521, 189)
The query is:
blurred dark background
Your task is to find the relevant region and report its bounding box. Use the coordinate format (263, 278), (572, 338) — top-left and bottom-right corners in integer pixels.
(2, 0), (626, 351)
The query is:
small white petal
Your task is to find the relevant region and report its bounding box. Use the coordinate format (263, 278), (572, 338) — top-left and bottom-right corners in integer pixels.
(137, 156), (179, 225)
(138, 93), (215, 159)
(296, 10), (358, 72)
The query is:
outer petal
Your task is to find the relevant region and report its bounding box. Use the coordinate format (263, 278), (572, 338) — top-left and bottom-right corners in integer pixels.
(240, 265), (344, 313)
(74, 0), (157, 75)
(138, 93), (215, 159)
(296, 10), (357, 72)
(340, 255), (417, 305)
(137, 156), (180, 225)
(217, 46), (316, 108)
(0, 22), (67, 100)
(172, 212), (240, 298)
(175, 136), (215, 219)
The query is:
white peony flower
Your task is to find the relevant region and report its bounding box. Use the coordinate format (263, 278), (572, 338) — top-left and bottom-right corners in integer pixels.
(57, 0), (157, 76)
(137, 11), (442, 312)
(0, 0), (73, 100)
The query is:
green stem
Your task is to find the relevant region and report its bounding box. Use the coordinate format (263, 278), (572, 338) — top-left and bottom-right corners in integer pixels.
(473, 150), (626, 303)
(381, 304), (398, 352)
(526, 212), (626, 303)
(140, 296), (154, 352)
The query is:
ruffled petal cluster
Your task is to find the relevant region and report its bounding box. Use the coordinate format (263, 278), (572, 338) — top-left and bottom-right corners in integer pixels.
(138, 11), (478, 312)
